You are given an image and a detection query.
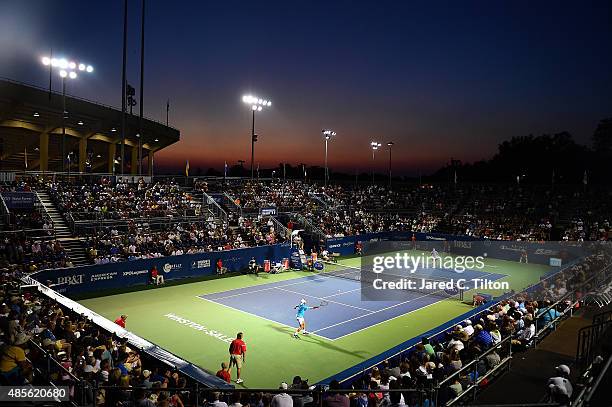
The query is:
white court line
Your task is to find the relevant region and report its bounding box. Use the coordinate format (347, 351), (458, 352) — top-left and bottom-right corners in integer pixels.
(312, 290), (452, 335)
(275, 287), (374, 313)
(329, 298), (446, 341)
(204, 274), (333, 301)
(322, 287), (362, 298)
(195, 295), (333, 341)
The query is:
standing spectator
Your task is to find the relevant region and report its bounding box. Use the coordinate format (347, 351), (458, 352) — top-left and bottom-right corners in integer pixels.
(229, 332), (247, 384)
(114, 314), (128, 329)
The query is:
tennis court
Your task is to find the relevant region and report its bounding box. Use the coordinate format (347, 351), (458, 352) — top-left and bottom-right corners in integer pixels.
(199, 264), (507, 340)
(79, 254), (550, 387)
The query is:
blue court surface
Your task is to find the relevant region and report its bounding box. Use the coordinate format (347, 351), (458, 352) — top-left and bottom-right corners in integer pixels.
(199, 267), (506, 340)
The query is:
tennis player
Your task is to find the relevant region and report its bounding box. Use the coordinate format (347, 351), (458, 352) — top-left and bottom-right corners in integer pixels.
(293, 299), (320, 338)
(431, 248), (441, 259)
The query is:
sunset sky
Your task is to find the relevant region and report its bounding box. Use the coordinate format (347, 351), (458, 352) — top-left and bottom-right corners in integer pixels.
(1, 0), (611, 175)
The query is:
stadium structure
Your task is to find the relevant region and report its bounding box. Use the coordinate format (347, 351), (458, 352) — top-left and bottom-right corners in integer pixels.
(0, 79), (611, 407)
(0, 78), (179, 173)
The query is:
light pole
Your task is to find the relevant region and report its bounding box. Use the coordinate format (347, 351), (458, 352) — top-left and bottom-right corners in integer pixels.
(42, 56), (94, 172)
(387, 141), (394, 187)
(370, 141), (381, 185)
(242, 95), (271, 179)
(322, 129), (336, 186)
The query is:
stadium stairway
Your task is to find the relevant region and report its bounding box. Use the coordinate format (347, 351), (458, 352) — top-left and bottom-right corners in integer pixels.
(473, 306), (601, 405)
(35, 190), (90, 266)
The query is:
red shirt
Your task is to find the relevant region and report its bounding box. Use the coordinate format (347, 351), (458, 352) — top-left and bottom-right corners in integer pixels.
(229, 339), (247, 355)
(151, 268), (158, 278)
(114, 317), (126, 328)
(216, 369), (231, 383)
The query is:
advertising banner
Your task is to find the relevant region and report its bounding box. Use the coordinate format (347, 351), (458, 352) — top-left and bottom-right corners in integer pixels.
(1, 192), (36, 209)
(32, 243), (291, 296)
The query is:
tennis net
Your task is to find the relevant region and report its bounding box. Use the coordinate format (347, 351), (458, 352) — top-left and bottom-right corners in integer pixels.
(318, 263), (464, 300)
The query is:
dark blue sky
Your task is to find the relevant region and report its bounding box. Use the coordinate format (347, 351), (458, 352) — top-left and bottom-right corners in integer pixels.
(1, 0), (611, 174)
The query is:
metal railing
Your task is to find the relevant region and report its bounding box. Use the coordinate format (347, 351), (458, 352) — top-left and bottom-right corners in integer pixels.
(269, 215), (290, 239)
(70, 214), (208, 237)
(33, 190), (55, 233)
(573, 349), (612, 407)
(223, 192), (243, 216)
(0, 192), (10, 226)
(79, 386), (432, 407)
(203, 191), (228, 222)
(293, 213), (326, 240)
(308, 191), (331, 208)
(592, 309), (612, 326)
(435, 335), (513, 406)
(576, 320), (612, 372)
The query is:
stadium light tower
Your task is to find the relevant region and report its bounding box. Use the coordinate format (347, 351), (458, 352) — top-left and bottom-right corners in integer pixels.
(41, 56), (94, 172)
(242, 94), (272, 179)
(322, 129), (336, 186)
(370, 141), (382, 185)
(387, 141), (394, 187)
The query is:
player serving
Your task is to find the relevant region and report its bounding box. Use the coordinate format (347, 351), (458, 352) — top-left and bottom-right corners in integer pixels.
(292, 298), (325, 338)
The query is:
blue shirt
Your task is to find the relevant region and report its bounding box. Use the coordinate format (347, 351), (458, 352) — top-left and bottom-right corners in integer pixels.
(474, 330), (493, 349)
(296, 304), (310, 318)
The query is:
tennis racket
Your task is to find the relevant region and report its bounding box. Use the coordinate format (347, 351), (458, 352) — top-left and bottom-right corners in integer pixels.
(318, 300), (329, 307)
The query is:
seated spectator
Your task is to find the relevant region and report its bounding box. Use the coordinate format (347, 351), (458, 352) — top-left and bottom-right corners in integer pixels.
(324, 380), (349, 407)
(114, 314), (128, 329)
(216, 361), (231, 383)
(151, 265), (165, 285)
(0, 332), (32, 384)
(272, 382), (293, 407)
(472, 324), (493, 350)
(547, 365), (573, 406)
(206, 391), (229, 407)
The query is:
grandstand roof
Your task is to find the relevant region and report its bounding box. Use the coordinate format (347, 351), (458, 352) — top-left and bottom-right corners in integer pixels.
(0, 78), (179, 171)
